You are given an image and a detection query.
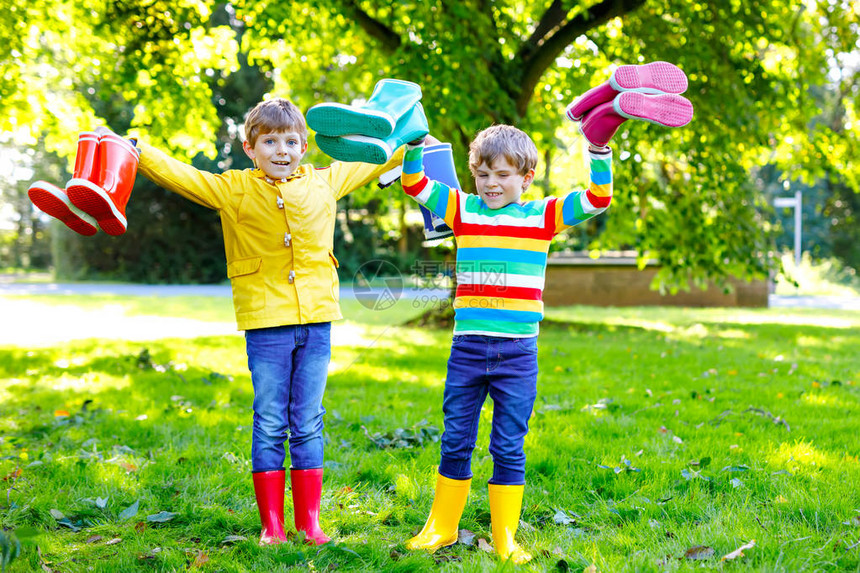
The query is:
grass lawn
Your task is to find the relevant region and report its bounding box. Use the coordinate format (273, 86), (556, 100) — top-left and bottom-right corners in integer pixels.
(1, 295), (859, 572)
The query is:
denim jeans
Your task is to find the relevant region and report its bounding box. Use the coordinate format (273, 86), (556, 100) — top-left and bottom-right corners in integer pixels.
(245, 322), (331, 472)
(439, 334), (539, 485)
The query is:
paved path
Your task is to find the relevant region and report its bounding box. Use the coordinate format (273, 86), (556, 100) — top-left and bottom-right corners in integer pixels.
(0, 282), (450, 347)
(2, 281), (858, 308)
(1, 282), (857, 347)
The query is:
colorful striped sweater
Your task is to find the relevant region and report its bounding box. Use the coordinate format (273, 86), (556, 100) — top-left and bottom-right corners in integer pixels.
(401, 143), (613, 337)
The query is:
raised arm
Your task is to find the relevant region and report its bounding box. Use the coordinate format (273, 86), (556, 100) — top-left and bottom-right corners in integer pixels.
(400, 142), (460, 228)
(553, 147), (613, 234)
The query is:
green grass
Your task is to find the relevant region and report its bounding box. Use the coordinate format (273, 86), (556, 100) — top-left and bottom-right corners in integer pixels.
(1, 296), (859, 572)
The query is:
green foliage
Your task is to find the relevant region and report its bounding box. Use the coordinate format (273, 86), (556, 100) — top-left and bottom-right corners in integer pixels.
(1, 0), (859, 287)
(0, 531), (21, 572)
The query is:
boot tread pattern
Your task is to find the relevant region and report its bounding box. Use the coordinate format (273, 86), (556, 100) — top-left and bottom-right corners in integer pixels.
(612, 61), (688, 94)
(28, 188), (98, 236)
(308, 104), (395, 139)
(67, 185), (128, 236)
(616, 92), (693, 127)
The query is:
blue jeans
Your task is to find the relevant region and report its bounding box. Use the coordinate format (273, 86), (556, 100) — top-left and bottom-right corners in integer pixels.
(439, 334), (539, 485)
(245, 323), (331, 472)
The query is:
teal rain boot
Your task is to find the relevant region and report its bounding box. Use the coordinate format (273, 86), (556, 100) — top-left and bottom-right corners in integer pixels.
(315, 103), (429, 165)
(307, 79), (422, 139)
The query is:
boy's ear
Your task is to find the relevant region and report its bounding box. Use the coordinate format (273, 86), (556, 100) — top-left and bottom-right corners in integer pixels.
(243, 140), (256, 161)
(522, 168), (536, 190)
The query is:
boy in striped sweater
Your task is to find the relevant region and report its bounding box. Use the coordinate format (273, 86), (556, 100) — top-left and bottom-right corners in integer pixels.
(401, 125), (612, 563)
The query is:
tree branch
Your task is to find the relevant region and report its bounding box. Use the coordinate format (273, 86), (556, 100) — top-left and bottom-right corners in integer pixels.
(520, 0), (567, 61)
(514, 0), (647, 117)
(341, 0), (401, 52)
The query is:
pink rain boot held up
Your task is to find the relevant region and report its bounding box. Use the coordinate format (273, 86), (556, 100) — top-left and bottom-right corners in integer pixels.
(579, 92), (693, 148)
(566, 61), (689, 122)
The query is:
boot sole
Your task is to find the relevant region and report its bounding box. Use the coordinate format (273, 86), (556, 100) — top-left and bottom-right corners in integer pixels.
(66, 179), (128, 236)
(610, 61), (688, 94)
(316, 134), (393, 165)
(28, 182), (98, 236)
(613, 92), (693, 127)
(307, 104), (396, 139)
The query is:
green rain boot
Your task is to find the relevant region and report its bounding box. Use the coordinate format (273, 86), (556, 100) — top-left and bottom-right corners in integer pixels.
(405, 473), (471, 552)
(315, 103), (429, 165)
(488, 483), (532, 564)
(307, 79), (422, 139)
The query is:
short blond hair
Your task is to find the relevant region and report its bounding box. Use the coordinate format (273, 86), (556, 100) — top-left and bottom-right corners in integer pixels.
(468, 124), (538, 176)
(243, 98), (307, 147)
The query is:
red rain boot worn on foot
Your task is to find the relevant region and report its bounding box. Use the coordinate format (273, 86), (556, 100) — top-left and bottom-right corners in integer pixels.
(28, 180), (98, 236)
(67, 133), (139, 236)
(579, 92), (693, 147)
(566, 61), (688, 121)
(290, 468), (331, 545)
(252, 470), (288, 545)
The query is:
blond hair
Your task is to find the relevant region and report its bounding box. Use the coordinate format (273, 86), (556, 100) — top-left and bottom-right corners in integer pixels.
(468, 124), (538, 176)
(243, 98), (307, 147)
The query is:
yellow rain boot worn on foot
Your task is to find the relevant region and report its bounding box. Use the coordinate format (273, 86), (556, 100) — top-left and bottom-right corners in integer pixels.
(488, 483), (532, 564)
(405, 473), (471, 552)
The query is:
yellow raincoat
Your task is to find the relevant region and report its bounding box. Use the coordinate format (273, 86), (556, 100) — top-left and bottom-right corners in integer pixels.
(137, 141), (403, 330)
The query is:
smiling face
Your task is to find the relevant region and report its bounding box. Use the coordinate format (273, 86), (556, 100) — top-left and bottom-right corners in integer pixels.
(474, 156), (535, 210)
(243, 130), (307, 180)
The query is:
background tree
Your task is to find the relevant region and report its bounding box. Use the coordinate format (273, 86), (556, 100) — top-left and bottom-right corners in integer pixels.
(1, 0), (857, 286)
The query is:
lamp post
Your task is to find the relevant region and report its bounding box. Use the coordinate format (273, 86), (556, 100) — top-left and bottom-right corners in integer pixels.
(774, 190), (802, 266)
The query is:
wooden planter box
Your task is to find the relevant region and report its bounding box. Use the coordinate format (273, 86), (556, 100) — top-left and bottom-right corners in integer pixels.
(544, 254), (769, 308)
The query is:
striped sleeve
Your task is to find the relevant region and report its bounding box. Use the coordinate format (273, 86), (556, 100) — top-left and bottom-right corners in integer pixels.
(554, 147), (613, 234)
(401, 144), (459, 228)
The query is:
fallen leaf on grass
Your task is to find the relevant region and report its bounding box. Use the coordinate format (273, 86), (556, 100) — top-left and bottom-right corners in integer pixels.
(54, 410), (70, 417)
(2, 468), (22, 481)
(191, 551), (209, 568)
(220, 535), (247, 545)
(118, 500), (139, 520)
(477, 538), (493, 553)
(457, 529), (476, 546)
(49, 509), (81, 532)
(553, 509), (577, 525)
(86, 535), (103, 544)
(146, 511), (178, 523)
(138, 547), (162, 560)
(106, 538), (122, 545)
(684, 545), (715, 560)
(722, 539), (755, 561)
